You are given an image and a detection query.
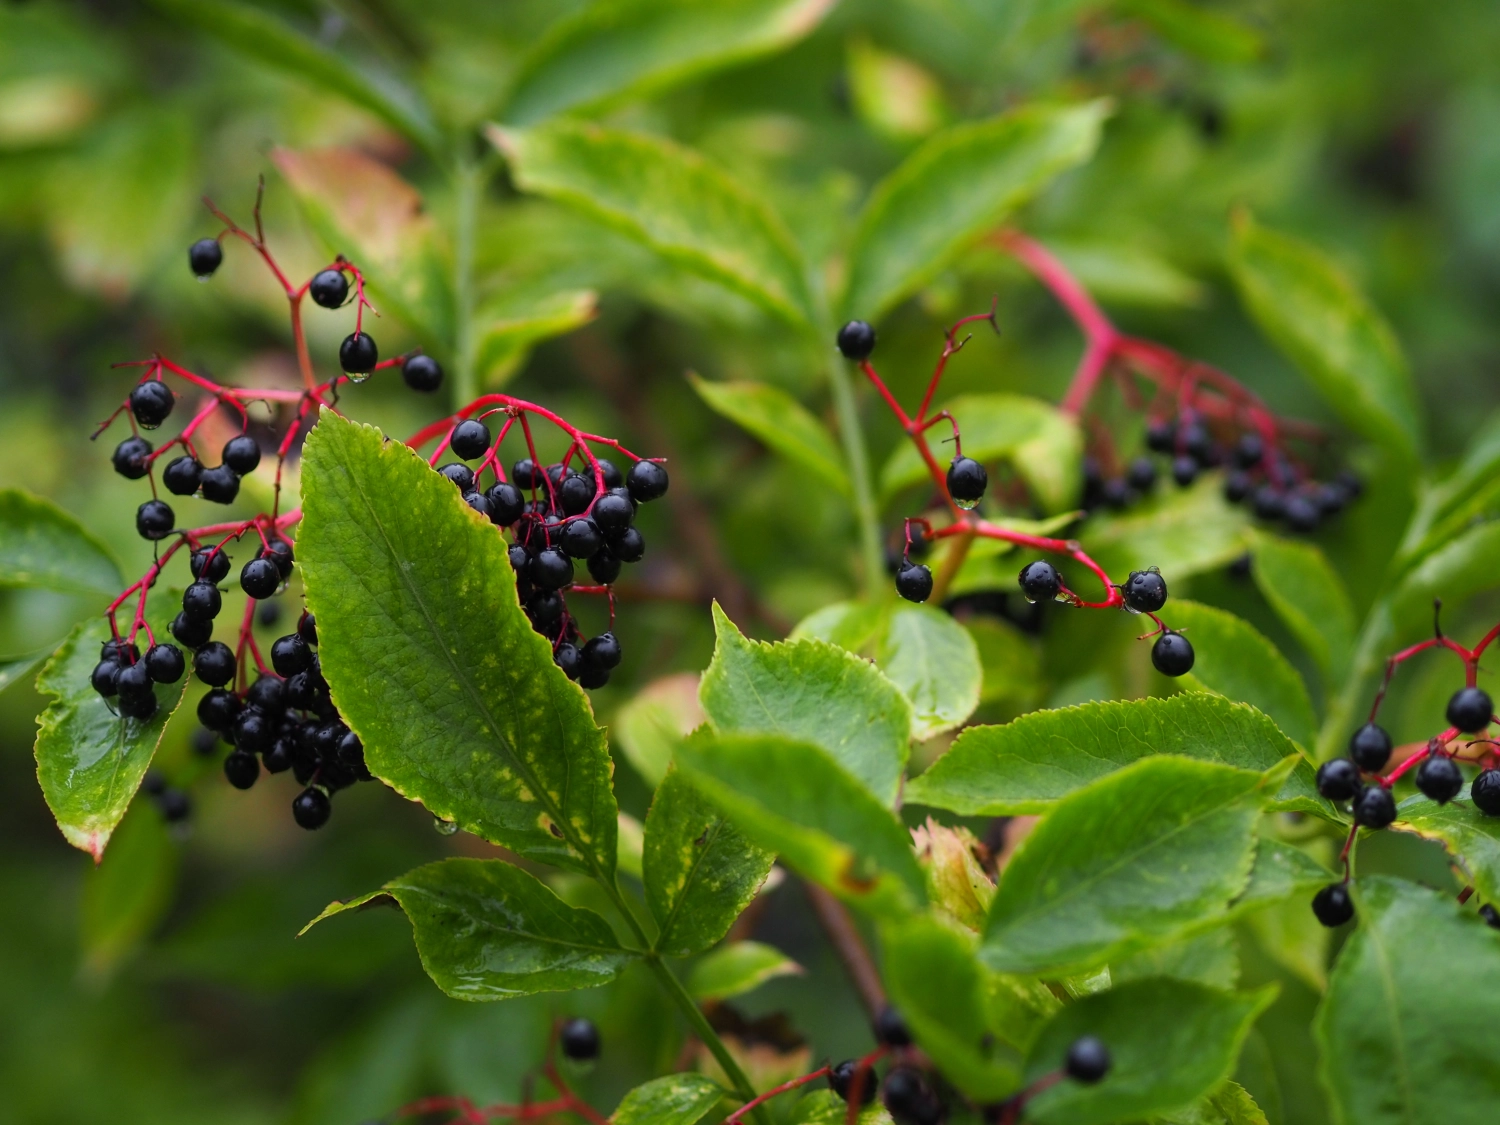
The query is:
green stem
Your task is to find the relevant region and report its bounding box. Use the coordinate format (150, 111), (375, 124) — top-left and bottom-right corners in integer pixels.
(451, 155), (482, 408)
(643, 954), (763, 1109)
(827, 356), (884, 599)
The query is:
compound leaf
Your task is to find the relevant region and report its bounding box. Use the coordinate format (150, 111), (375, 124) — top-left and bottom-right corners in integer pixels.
(687, 940), (802, 1001)
(1394, 794), (1500, 907)
(0, 488), (121, 595)
(1248, 531), (1355, 684)
(689, 374), (850, 498)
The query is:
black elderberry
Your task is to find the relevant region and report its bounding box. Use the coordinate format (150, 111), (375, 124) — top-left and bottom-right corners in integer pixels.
(240, 557), (281, 599)
(559, 518), (603, 560)
(829, 1060), (877, 1106)
(555, 643), (581, 679)
(610, 526), (646, 563)
(1232, 432), (1264, 468)
(450, 419), (491, 460)
(486, 482), (524, 524)
(130, 380), (175, 429)
(1018, 560), (1061, 603)
(1065, 1036), (1111, 1084)
(271, 633), (312, 676)
(264, 738), (294, 774)
(1283, 494), (1321, 534)
(112, 435), (153, 479)
(91, 659), (119, 697)
(263, 538), (294, 578)
(119, 691), (159, 721)
(513, 459), (541, 489)
(895, 562), (933, 603)
(1101, 479), (1131, 509)
(587, 549), (622, 586)
(463, 491), (494, 519)
(881, 1068), (940, 1125)
(1171, 454), (1199, 487)
(583, 632), (622, 672)
(560, 1017), (600, 1061)
(309, 268), (349, 309)
(136, 499), (175, 540)
(189, 237), (223, 278)
(874, 1004), (912, 1047)
(1223, 470), (1252, 504)
(1446, 686), (1494, 733)
(546, 462), (571, 487)
(193, 642), (236, 687)
(162, 455), (202, 495)
(182, 580), (223, 622)
(1121, 569), (1167, 613)
(836, 320), (877, 361)
(115, 660), (153, 699)
(1314, 482), (1347, 516)
(298, 613), (318, 648)
(578, 665), (610, 690)
(509, 543), (531, 572)
(1481, 904), (1500, 929)
(191, 726), (220, 756)
(1180, 422), (1213, 462)
(170, 612), (212, 648)
(339, 331), (378, 374)
(439, 462), (475, 492)
(1126, 456), (1157, 492)
(1145, 418), (1176, 453)
(1152, 630), (1195, 677)
(292, 787), (331, 830)
(1316, 758), (1360, 802)
(1312, 883), (1355, 927)
(402, 353), (443, 393)
(1472, 769), (1500, 816)
(284, 671), (319, 710)
(190, 546), (231, 583)
(1416, 754), (1465, 804)
(1251, 486), (1285, 521)
(198, 688), (241, 731)
(1354, 784), (1397, 830)
(527, 590), (565, 626)
(221, 433), (261, 475)
(559, 473), (594, 516)
(337, 729), (365, 769)
(597, 459), (624, 489)
(947, 456), (988, 504)
(199, 464), (241, 504)
(234, 708), (273, 754)
(1348, 722), (1393, 772)
(145, 643), (185, 684)
(531, 548), (575, 591)
(627, 460), (669, 503)
(592, 492), (634, 533)
(101, 638), (140, 663)
(246, 674), (285, 712)
(222, 750), (259, 790)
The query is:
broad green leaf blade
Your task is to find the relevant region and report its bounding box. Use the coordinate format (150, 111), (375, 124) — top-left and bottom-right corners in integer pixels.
(1023, 979), (1277, 1125)
(502, 0), (835, 125)
(1156, 1082), (1271, 1125)
(1228, 838), (1336, 919)
(1110, 929), (1239, 990)
(967, 617), (1045, 715)
(1229, 212), (1421, 461)
(793, 600), (981, 740)
(612, 1075), (727, 1125)
(473, 288), (598, 389)
(1248, 532), (1356, 683)
(1399, 409), (1500, 566)
(701, 603), (911, 803)
(689, 375), (850, 498)
(981, 757), (1272, 975)
(79, 800), (178, 982)
(1389, 520), (1500, 635)
(881, 914), (1023, 1100)
(489, 121), (815, 328)
(34, 608), (188, 860)
(1394, 794), (1500, 906)
(643, 769), (775, 957)
(1120, 0), (1264, 63)
(145, 0), (439, 156)
(615, 673), (704, 788)
(1167, 601), (1317, 747)
(674, 729), (926, 914)
(298, 412), (618, 877)
(0, 488), (121, 595)
(842, 101), (1110, 321)
(1315, 877), (1500, 1125)
(880, 394), (1082, 516)
(1083, 476), (1251, 583)
(1244, 894), (1330, 994)
(788, 1090), (894, 1125)
(305, 859), (635, 1001)
(687, 940), (802, 1001)
(907, 693), (1330, 819)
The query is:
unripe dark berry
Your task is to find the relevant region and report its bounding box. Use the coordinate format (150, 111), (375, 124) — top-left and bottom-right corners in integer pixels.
(170, 612), (212, 648)
(486, 482), (524, 525)
(234, 708), (274, 754)
(873, 1004), (912, 1047)
(197, 687), (241, 731)
(1416, 753), (1465, 804)
(193, 641), (236, 688)
(402, 353), (443, 393)
(609, 526), (646, 563)
(136, 499), (175, 540)
(559, 473), (594, 516)
(588, 549), (622, 585)
(512, 459), (540, 489)
(1471, 769), (1500, 816)
(895, 562), (933, 603)
(1348, 722), (1393, 772)
(222, 433), (262, 474)
(1145, 418), (1176, 453)
(1126, 456), (1157, 492)
(115, 660), (153, 699)
(1354, 784), (1397, 830)
(1312, 882), (1355, 927)
(1065, 1036), (1111, 1084)
(1121, 569), (1168, 613)
(626, 460), (669, 503)
(1316, 758), (1360, 802)
(119, 690), (159, 721)
(1151, 630), (1195, 677)
(224, 750), (260, 790)
(1171, 455), (1199, 487)
(309, 268), (349, 309)
(829, 1060), (877, 1106)
(561, 518), (603, 559)
(1018, 560), (1061, 603)
(247, 674), (285, 712)
(439, 463), (475, 492)
(240, 557), (281, 600)
(881, 1067), (939, 1125)
(836, 320), (876, 361)
(162, 455), (202, 495)
(560, 1017), (600, 1061)
(112, 435), (153, 479)
(145, 643), (185, 684)
(530, 548), (575, 591)
(199, 464), (241, 504)
(130, 380), (175, 429)
(450, 419), (491, 460)
(946, 456), (988, 505)
(182, 580), (223, 622)
(592, 492), (634, 532)
(292, 787), (332, 830)
(189, 237), (223, 278)
(583, 632), (622, 672)
(91, 659), (120, 697)
(339, 331), (378, 374)
(1446, 686), (1493, 733)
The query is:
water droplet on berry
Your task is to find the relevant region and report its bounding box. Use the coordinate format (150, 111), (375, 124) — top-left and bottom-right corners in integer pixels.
(348, 371), (373, 385)
(433, 816), (458, 836)
(955, 497), (980, 511)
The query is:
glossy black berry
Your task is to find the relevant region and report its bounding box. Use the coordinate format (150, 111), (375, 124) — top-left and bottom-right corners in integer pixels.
(193, 642), (236, 687)
(554, 642), (581, 679)
(233, 706), (273, 753)
(298, 613), (318, 648)
(402, 353), (443, 393)
(182, 580), (223, 623)
(609, 526), (646, 563)
(130, 380), (175, 429)
(560, 1017), (600, 1061)
(485, 482), (524, 525)
(263, 538), (294, 578)
(1018, 560), (1061, 603)
(91, 659), (120, 697)
(895, 562), (933, 603)
(450, 419), (491, 460)
(144, 643), (185, 684)
(1151, 630), (1195, 677)
(557, 517), (601, 560)
(1312, 882), (1355, 927)
(1316, 758), (1360, 802)
(1348, 722), (1393, 772)
(112, 435), (153, 479)
(874, 1004), (912, 1047)
(513, 459), (540, 489)
(269, 635), (309, 678)
(1065, 1036), (1111, 1084)
(596, 459), (624, 490)
(1171, 454), (1199, 487)
(190, 546), (231, 583)
(1252, 486), (1285, 521)
(222, 433), (262, 474)
(309, 268), (349, 309)
(162, 455), (202, 496)
(1223, 470), (1252, 504)
(292, 787), (331, 830)
(881, 1068), (939, 1125)
(1283, 494), (1321, 534)
(531, 548), (575, 591)
(559, 473), (594, 516)
(136, 499), (175, 540)
(199, 464), (241, 504)
(240, 557), (281, 599)
(578, 665), (610, 690)
(1480, 904), (1500, 929)
(946, 456), (988, 504)
(1121, 569), (1168, 613)
(197, 688), (241, 732)
(189, 237), (223, 278)
(1447, 686), (1494, 733)
(1145, 418), (1176, 453)
(829, 1060), (876, 1106)
(1126, 456), (1157, 492)
(339, 331), (378, 374)
(1416, 753), (1465, 804)
(170, 612), (212, 649)
(527, 590), (564, 626)
(101, 638), (140, 664)
(461, 491), (493, 519)
(592, 492), (634, 533)
(223, 750), (259, 790)
(587, 549), (622, 585)
(627, 460), (669, 503)
(1354, 784), (1397, 830)
(1472, 769), (1500, 816)
(114, 658), (152, 698)
(246, 674), (285, 712)
(439, 462), (475, 492)
(119, 690), (159, 721)
(582, 632), (622, 672)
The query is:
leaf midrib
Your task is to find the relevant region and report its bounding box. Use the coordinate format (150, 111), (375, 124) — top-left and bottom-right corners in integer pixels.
(653, 816), (729, 954)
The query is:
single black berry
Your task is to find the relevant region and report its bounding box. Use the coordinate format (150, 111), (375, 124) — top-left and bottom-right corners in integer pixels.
(1348, 722), (1393, 772)
(1316, 758), (1360, 802)
(298, 613), (318, 648)
(486, 483), (524, 525)
(247, 674), (285, 712)
(836, 320), (877, 361)
(596, 459), (624, 490)
(162, 455), (203, 495)
(1312, 882), (1355, 927)
(182, 579), (223, 622)
(1252, 486), (1285, 521)
(197, 687), (241, 731)
(101, 638), (140, 663)
(119, 690), (159, 721)
(1126, 456), (1157, 492)
(1102, 479), (1131, 510)
(1480, 904), (1500, 930)
(582, 632), (622, 671)
(560, 518), (603, 560)
(559, 473), (594, 516)
(527, 590), (564, 626)
(881, 1067), (939, 1125)
(263, 539), (294, 578)
(592, 492), (634, 533)
(1171, 454), (1199, 487)
(1065, 1036), (1111, 1084)
(264, 738), (294, 774)
(560, 1017), (600, 1061)
(91, 659), (120, 697)
(530, 548), (575, 591)
(464, 491), (494, 519)
(1151, 630), (1195, 677)
(874, 1004), (912, 1047)
(136, 499), (175, 540)
(450, 419), (491, 460)
(578, 665), (610, 690)
(199, 464), (241, 504)
(609, 526), (646, 563)
(587, 549), (622, 585)
(1354, 784), (1397, 830)
(1416, 753), (1465, 804)
(1283, 494), (1321, 534)
(240, 557), (281, 600)
(555, 643), (581, 679)
(193, 642), (236, 687)
(1145, 418), (1176, 453)
(224, 750), (260, 790)
(1314, 482), (1348, 516)
(292, 787), (331, 830)
(222, 433), (262, 474)
(402, 353), (443, 393)
(144, 643), (185, 684)
(895, 562), (933, 603)
(829, 1060), (876, 1106)
(156, 787), (191, 821)
(170, 611), (212, 648)
(1121, 569), (1168, 613)
(1018, 560), (1061, 603)
(1232, 432), (1264, 468)
(1472, 769), (1500, 816)
(189, 237), (223, 278)
(1447, 686), (1494, 734)
(115, 660), (153, 699)
(626, 460), (669, 503)
(513, 459), (541, 489)
(271, 633), (312, 676)
(190, 546), (231, 583)
(234, 707), (273, 753)
(309, 268), (349, 309)
(1180, 422), (1213, 462)
(339, 331), (378, 374)
(130, 380), (175, 429)
(112, 435), (153, 479)
(946, 456), (988, 504)
(1223, 470), (1252, 504)
(439, 463), (475, 492)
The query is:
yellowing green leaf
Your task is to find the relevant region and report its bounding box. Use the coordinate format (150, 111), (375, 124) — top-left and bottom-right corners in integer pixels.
(687, 940), (801, 1001)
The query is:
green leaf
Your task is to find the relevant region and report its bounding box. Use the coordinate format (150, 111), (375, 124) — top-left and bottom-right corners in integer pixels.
(1166, 601), (1317, 747)
(79, 800), (178, 982)
(489, 120), (815, 328)
(473, 288), (598, 389)
(701, 603), (912, 803)
(304, 859), (636, 1001)
(34, 608), (188, 860)
(967, 617), (1045, 714)
(0, 649), (48, 695)
(643, 769), (775, 958)
(1111, 928), (1240, 990)
(145, 0), (439, 155)
(673, 728), (926, 914)
(687, 940), (802, 1001)
(793, 600), (981, 740)
(1156, 1081), (1271, 1125)
(1082, 475), (1251, 584)
(981, 757), (1275, 975)
(907, 693), (1330, 819)
(1394, 793), (1500, 907)
(1229, 212), (1421, 461)
(612, 1075), (727, 1125)
(689, 374), (850, 498)
(1229, 838), (1336, 919)
(614, 673), (704, 788)
(1389, 520), (1500, 635)
(298, 412), (618, 877)
(502, 0), (835, 125)
(1248, 532), (1356, 684)
(880, 394), (1083, 515)
(847, 39), (949, 141)
(0, 488), (121, 595)
(943, 514), (1083, 599)
(1044, 238), (1206, 309)
(788, 1090), (894, 1125)
(1315, 876), (1500, 1125)
(842, 101), (1110, 321)
(1023, 979), (1277, 1125)
(1399, 409), (1500, 566)
(1243, 894), (1330, 994)
(1119, 0), (1264, 63)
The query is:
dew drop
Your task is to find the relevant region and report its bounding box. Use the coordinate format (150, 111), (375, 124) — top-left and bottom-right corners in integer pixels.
(433, 816), (458, 836)
(348, 371), (373, 385)
(194, 274), (211, 283)
(954, 497), (980, 511)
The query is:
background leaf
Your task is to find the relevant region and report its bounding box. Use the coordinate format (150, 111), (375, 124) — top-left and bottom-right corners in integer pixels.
(79, 800), (178, 982)
(614, 673), (704, 788)
(689, 375), (850, 498)
(687, 941), (801, 1002)
(1248, 532), (1355, 685)
(1082, 476), (1251, 583)
(612, 1075), (727, 1125)
(0, 488), (121, 594)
